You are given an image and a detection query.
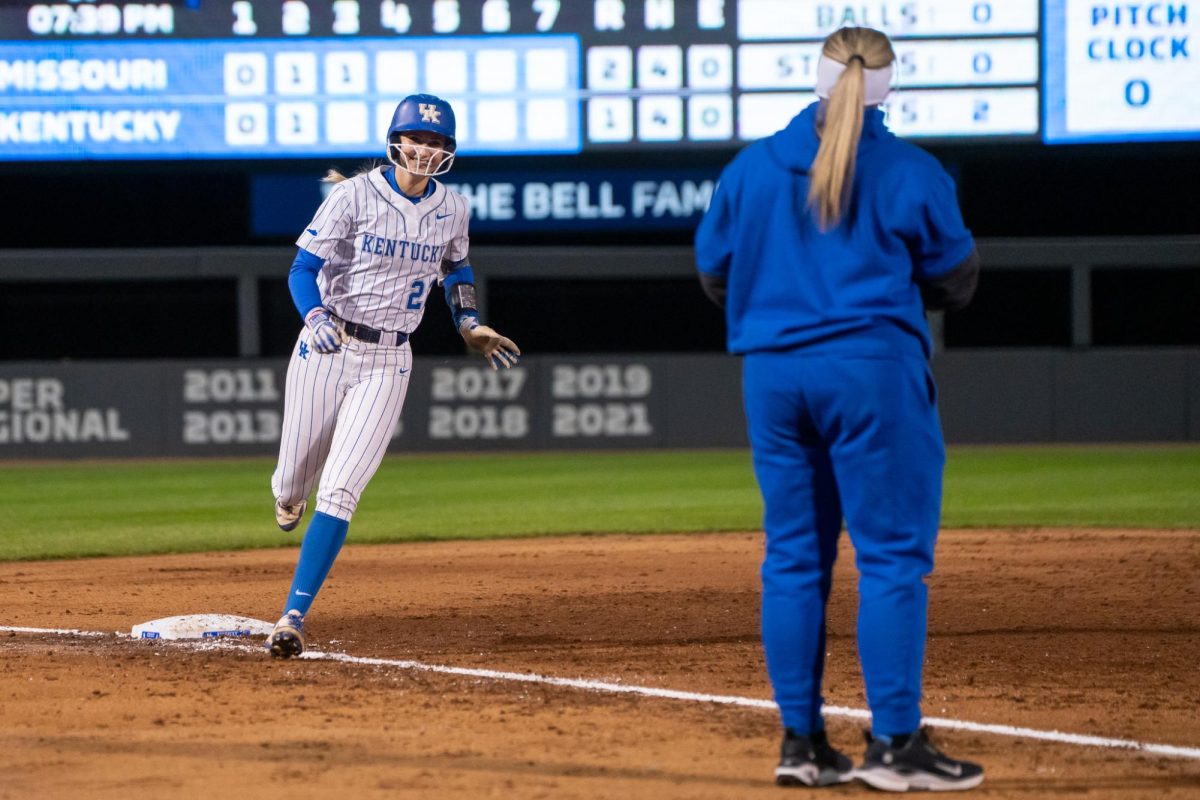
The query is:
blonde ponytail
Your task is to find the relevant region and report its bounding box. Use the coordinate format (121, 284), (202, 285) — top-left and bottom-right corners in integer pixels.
(321, 159), (384, 184)
(807, 28), (895, 231)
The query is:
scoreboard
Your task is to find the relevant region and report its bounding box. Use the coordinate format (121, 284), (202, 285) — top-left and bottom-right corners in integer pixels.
(0, 0), (1195, 161)
(1044, 0), (1200, 143)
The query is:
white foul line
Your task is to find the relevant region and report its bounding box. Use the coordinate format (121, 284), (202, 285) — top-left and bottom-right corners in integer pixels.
(0, 625), (108, 637)
(4, 624), (1199, 761)
(302, 650), (1200, 760)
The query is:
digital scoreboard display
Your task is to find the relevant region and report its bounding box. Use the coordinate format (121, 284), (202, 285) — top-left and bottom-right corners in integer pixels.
(0, 1), (1193, 161)
(1044, 0), (1199, 143)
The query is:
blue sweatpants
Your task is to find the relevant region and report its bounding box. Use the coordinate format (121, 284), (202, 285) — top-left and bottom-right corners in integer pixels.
(743, 351), (944, 737)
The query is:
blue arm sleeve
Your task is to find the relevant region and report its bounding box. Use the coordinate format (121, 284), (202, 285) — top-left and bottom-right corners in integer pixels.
(443, 263), (480, 330)
(443, 263), (474, 288)
(288, 247), (325, 319)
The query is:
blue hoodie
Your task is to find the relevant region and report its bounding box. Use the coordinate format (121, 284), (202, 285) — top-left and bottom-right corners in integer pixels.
(695, 101), (975, 360)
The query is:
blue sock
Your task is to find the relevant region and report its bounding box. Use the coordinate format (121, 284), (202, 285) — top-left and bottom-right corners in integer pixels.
(282, 511), (349, 617)
(873, 732), (915, 747)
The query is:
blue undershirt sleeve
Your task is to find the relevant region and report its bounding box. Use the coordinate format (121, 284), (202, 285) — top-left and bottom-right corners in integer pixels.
(287, 247), (326, 320)
(442, 262), (480, 331)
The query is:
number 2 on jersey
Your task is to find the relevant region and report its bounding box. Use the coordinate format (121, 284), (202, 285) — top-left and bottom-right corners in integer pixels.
(406, 279), (427, 310)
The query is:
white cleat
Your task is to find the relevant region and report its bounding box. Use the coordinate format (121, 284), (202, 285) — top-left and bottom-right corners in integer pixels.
(275, 499), (306, 532)
(266, 609), (305, 659)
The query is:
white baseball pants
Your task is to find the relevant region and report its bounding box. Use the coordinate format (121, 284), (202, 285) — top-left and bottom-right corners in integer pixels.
(271, 329), (412, 521)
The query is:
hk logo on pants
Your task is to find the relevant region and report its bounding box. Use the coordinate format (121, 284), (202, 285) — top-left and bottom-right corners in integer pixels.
(298, 341), (310, 360)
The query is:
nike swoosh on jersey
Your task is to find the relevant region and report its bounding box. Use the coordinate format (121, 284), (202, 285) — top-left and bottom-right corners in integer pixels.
(398, 368), (409, 374)
(307, 228), (318, 235)
(435, 212), (451, 219)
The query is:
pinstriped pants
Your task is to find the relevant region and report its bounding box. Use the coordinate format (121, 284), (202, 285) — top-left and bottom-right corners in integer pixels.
(271, 328), (412, 521)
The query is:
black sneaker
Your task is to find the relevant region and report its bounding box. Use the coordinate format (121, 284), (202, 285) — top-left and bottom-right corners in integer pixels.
(855, 727), (983, 792)
(774, 729), (854, 787)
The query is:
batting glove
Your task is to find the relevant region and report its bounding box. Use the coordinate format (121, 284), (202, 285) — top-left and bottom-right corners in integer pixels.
(305, 307), (349, 354)
(460, 321), (521, 370)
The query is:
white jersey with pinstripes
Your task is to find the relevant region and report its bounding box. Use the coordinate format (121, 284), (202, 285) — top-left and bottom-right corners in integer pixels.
(296, 166), (470, 332)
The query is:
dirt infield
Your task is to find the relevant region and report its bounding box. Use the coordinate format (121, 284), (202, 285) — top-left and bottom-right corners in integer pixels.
(2, 529), (1198, 799)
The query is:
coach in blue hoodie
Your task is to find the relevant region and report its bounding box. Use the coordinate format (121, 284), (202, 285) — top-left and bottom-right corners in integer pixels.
(695, 27), (982, 793)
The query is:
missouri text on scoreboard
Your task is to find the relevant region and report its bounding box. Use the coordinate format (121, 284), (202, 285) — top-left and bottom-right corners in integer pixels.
(0, 1), (1193, 159)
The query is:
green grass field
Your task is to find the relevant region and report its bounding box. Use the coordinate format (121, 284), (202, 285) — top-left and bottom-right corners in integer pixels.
(1, 446), (1197, 561)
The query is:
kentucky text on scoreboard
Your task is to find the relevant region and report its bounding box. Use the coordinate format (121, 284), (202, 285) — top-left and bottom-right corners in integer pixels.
(0, 1), (1193, 158)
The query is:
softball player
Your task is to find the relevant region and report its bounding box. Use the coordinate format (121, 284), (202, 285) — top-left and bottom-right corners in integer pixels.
(695, 27), (983, 792)
(267, 93), (520, 659)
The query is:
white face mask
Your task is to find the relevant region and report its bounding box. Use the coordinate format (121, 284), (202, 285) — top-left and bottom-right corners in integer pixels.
(815, 55), (895, 106)
(387, 141), (456, 177)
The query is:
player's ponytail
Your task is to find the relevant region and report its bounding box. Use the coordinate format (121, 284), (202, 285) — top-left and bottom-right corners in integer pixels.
(807, 27), (895, 231)
(322, 160), (385, 184)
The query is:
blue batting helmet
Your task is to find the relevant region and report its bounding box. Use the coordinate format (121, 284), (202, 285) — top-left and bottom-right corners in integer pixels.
(387, 93), (457, 151)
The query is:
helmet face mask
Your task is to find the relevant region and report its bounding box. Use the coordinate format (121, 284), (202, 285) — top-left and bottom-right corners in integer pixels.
(385, 93), (457, 177)
(386, 135), (455, 177)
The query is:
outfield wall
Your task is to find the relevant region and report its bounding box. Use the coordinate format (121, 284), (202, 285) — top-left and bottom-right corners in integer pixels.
(1, 350), (1197, 458)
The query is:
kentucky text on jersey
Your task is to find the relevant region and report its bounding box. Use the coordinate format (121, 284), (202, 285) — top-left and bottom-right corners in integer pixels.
(360, 234), (447, 263)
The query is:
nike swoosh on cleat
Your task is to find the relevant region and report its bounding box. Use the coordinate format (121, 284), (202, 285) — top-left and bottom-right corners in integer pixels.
(935, 761), (963, 777)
